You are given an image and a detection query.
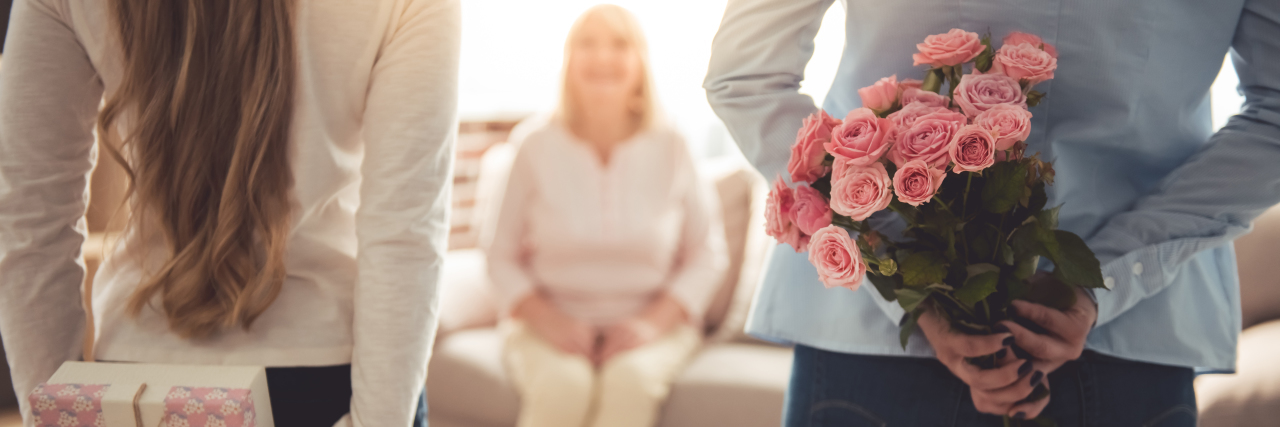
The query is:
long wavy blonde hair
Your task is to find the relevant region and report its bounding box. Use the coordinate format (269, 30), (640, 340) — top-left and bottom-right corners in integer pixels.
(98, 0), (297, 339)
(556, 4), (659, 130)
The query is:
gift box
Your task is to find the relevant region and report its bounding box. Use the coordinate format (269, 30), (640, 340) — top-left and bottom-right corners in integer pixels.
(30, 361), (274, 427)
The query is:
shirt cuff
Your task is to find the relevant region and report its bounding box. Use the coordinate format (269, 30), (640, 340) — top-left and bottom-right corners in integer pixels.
(1093, 243), (1168, 327)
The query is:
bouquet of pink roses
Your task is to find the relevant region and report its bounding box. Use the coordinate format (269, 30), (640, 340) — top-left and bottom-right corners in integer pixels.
(767, 29), (1105, 356)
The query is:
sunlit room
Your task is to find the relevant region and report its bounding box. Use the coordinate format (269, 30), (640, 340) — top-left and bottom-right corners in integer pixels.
(0, 0), (1276, 426)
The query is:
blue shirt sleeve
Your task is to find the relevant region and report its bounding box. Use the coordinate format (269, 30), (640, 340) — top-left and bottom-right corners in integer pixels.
(703, 0), (836, 182)
(1086, 0), (1280, 326)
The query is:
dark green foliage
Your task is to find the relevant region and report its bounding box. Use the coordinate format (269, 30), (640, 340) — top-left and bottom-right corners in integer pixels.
(851, 155), (1104, 350)
(981, 161), (1028, 214)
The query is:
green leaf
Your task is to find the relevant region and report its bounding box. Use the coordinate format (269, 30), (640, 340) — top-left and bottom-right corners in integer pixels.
(1013, 254), (1039, 280)
(1027, 181), (1048, 213)
(1021, 274), (1077, 311)
(1004, 273), (1032, 302)
(899, 309), (924, 349)
(1050, 230), (1106, 289)
(981, 161), (1029, 214)
(1027, 90), (1047, 107)
(895, 287), (931, 313)
(877, 258), (898, 276)
(866, 271), (899, 302)
(900, 252), (948, 288)
(955, 271), (999, 306)
(922, 68), (945, 93)
(999, 241), (1016, 266)
(966, 263), (1000, 277)
(975, 35), (995, 73)
(1036, 206), (1061, 230)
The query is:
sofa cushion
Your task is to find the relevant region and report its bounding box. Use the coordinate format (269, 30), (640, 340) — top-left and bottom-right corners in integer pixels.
(703, 161), (759, 335)
(659, 343), (793, 427)
(426, 329), (519, 427)
(1232, 205), (1280, 328)
(1195, 319), (1280, 426)
(437, 249), (499, 335)
(427, 327), (793, 427)
(709, 165), (771, 344)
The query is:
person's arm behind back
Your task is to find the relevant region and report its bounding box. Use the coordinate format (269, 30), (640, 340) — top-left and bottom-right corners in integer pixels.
(1084, 0), (1280, 326)
(703, 0), (835, 181)
(0, 0), (104, 424)
(349, 0), (460, 425)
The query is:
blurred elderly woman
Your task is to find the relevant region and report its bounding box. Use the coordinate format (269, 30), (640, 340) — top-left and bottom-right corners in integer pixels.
(485, 5), (728, 427)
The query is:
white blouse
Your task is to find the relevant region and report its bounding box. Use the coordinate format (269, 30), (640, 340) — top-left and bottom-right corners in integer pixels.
(0, 0), (459, 425)
(486, 117), (728, 327)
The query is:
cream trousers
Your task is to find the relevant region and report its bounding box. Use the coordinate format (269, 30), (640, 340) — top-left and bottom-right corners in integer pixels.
(502, 321), (702, 427)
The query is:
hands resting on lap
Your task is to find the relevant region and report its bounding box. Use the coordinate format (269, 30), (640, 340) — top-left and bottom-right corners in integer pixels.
(920, 273), (1098, 419)
(512, 292), (688, 367)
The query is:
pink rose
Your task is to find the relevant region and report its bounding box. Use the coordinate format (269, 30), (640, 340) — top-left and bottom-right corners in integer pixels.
(1003, 31), (1058, 58)
(887, 102), (953, 130)
(792, 184), (832, 235)
(765, 176), (806, 251)
(825, 108), (895, 166)
(973, 104), (1033, 150)
(898, 78), (922, 97)
(788, 110), (842, 184)
(858, 75), (899, 112)
(893, 159), (946, 206)
(948, 125), (997, 173)
(913, 29), (986, 67)
(900, 88), (950, 109)
(952, 73), (1027, 118)
(807, 225), (865, 291)
(887, 111), (966, 168)
(993, 43), (1057, 85)
(830, 162), (892, 221)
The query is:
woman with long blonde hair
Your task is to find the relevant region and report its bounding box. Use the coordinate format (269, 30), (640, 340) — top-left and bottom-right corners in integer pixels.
(0, 0), (458, 425)
(486, 5), (728, 427)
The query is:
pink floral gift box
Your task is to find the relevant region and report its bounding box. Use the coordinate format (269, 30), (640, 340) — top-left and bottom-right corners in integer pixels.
(29, 362), (274, 427)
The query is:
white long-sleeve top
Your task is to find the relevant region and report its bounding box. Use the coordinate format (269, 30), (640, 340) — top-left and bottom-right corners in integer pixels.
(0, 0), (459, 425)
(485, 117), (728, 327)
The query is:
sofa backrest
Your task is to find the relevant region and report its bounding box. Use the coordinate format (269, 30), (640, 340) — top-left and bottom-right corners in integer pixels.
(1234, 205), (1280, 329)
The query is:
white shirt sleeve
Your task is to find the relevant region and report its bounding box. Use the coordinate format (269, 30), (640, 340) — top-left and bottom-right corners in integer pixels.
(348, 0), (460, 425)
(0, 0), (102, 423)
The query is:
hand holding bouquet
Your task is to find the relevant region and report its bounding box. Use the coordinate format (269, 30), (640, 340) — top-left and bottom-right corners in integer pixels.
(766, 30), (1105, 422)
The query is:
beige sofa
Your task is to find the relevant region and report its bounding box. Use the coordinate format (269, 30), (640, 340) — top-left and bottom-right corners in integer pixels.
(1194, 206), (1280, 426)
(424, 142), (793, 427)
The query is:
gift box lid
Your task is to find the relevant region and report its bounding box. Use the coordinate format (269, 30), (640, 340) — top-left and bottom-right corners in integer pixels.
(44, 361), (273, 427)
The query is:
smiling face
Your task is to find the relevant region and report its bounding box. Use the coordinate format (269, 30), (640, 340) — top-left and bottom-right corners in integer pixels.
(566, 14), (644, 107)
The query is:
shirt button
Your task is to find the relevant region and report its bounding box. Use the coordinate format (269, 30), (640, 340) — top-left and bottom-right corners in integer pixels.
(1132, 263), (1144, 276)
(1103, 277), (1115, 290)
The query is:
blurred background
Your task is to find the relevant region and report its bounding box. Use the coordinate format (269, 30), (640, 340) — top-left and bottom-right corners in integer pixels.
(0, 1), (1267, 426)
(456, 0), (1245, 159)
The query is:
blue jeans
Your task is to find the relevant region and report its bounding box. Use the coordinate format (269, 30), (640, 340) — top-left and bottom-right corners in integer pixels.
(784, 345), (1196, 427)
(266, 364), (428, 427)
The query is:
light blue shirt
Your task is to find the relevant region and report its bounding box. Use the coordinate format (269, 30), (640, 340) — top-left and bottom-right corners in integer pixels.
(704, 0), (1280, 371)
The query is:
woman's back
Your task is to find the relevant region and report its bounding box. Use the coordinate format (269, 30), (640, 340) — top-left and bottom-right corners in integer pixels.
(0, 0), (459, 424)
